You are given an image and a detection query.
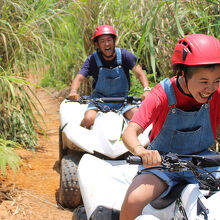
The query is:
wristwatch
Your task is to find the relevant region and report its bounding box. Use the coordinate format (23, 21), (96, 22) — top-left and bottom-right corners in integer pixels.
(144, 86), (151, 92)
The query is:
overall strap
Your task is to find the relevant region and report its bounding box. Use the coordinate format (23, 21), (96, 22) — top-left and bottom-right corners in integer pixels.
(160, 78), (177, 106)
(115, 48), (122, 65)
(93, 51), (103, 68)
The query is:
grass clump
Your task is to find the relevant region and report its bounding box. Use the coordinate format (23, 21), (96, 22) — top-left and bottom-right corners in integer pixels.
(0, 139), (22, 175)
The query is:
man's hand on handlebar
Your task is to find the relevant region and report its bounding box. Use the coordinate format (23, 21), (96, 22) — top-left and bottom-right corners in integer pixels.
(68, 90), (79, 101)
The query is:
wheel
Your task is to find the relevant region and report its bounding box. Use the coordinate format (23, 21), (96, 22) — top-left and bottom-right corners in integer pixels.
(59, 124), (68, 165)
(58, 153), (82, 208)
(73, 205), (88, 220)
(59, 127), (64, 164)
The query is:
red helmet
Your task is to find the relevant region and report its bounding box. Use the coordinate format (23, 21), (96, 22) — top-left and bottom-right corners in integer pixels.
(92, 25), (117, 40)
(172, 34), (220, 70)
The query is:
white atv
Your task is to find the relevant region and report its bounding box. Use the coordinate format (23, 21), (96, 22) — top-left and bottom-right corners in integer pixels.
(58, 95), (151, 209)
(77, 152), (220, 220)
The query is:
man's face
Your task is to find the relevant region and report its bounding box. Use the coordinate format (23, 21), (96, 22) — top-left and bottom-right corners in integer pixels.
(186, 65), (220, 103)
(95, 34), (115, 60)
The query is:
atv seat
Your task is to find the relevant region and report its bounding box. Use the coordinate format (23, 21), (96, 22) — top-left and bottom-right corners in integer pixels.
(150, 183), (187, 209)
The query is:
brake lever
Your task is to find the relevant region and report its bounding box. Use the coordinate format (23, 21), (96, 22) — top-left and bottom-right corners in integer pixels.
(161, 153), (189, 172)
(126, 95), (142, 105)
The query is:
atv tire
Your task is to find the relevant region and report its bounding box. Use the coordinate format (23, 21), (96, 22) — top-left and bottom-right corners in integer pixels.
(58, 153), (82, 208)
(73, 205), (87, 220)
(59, 127), (64, 165)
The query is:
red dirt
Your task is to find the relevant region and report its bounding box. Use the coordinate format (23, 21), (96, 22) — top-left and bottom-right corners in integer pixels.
(0, 76), (73, 219)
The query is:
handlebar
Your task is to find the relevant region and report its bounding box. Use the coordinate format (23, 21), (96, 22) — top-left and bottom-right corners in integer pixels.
(127, 152), (220, 191)
(127, 153), (220, 169)
(126, 155), (143, 165)
(98, 96), (142, 104)
(191, 154), (220, 167)
(66, 95), (142, 105)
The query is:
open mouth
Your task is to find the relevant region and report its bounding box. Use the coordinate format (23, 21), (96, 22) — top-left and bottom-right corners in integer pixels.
(104, 47), (112, 53)
(200, 93), (210, 98)
(198, 92), (210, 102)
(103, 48), (114, 57)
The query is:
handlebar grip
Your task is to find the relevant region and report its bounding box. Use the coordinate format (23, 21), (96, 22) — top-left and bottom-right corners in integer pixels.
(126, 156), (142, 165)
(193, 154), (220, 167)
(100, 96), (142, 104)
(132, 96), (142, 102)
(126, 95), (142, 104)
(100, 97), (125, 103)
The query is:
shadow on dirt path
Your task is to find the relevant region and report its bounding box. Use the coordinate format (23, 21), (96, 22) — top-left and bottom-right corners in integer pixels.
(0, 75), (73, 219)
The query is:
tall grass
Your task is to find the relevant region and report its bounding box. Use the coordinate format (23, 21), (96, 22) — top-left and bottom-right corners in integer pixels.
(42, 0), (219, 94)
(0, 73), (43, 149)
(0, 0), (62, 149)
(0, 139), (22, 175)
(0, 0), (219, 173)
(0, 0), (71, 174)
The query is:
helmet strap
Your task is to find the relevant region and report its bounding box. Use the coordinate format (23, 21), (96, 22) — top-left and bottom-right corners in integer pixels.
(182, 72), (193, 97)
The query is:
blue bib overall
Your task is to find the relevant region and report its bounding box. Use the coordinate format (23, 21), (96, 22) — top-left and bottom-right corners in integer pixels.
(88, 48), (129, 111)
(149, 78), (215, 154)
(139, 78), (219, 199)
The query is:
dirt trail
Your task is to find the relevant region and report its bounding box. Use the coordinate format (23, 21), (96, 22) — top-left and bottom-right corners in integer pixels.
(0, 75), (73, 219)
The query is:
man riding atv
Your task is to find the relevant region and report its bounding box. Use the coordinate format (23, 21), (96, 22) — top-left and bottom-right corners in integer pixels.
(68, 25), (151, 129)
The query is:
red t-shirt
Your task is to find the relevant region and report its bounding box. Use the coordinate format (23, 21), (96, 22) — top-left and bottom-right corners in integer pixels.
(131, 76), (220, 141)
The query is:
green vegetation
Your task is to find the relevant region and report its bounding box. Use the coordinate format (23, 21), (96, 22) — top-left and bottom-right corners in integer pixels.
(37, 0), (219, 94)
(0, 74), (43, 148)
(0, 139), (22, 175)
(0, 0), (219, 174)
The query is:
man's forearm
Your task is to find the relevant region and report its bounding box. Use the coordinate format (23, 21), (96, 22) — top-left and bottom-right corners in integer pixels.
(132, 64), (150, 88)
(70, 74), (85, 93)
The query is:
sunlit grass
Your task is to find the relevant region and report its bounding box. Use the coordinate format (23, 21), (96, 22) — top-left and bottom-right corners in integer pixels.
(0, 73), (44, 149)
(0, 139), (22, 175)
(43, 0), (219, 94)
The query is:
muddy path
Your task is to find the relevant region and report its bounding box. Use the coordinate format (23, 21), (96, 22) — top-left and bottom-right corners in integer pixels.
(0, 75), (73, 219)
